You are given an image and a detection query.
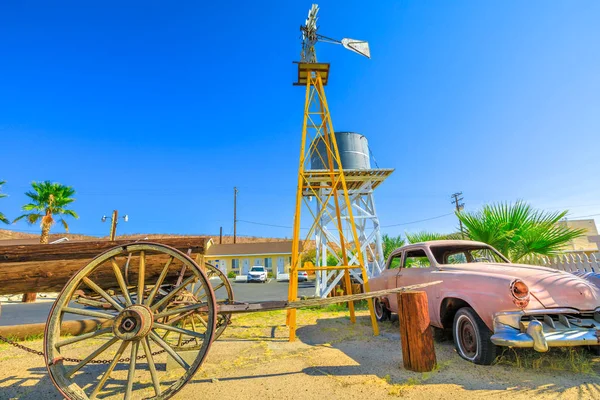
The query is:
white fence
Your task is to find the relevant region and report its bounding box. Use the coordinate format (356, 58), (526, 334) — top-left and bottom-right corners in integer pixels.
(522, 252), (600, 273)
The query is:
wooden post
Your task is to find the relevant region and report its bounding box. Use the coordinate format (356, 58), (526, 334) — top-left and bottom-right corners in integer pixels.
(397, 291), (436, 372)
(233, 187), (238, 244)
(109, 210), (118, 241)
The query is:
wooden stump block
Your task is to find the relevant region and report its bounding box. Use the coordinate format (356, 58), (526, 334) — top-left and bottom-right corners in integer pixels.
(22, 293), (37, 303)
(397, 291), (436, 372)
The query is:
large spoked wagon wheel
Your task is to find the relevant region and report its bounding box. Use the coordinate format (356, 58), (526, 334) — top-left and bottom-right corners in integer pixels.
(202, 263), (234, 340)
(44, 243), (217, 400)
(162, 262), (233, 351)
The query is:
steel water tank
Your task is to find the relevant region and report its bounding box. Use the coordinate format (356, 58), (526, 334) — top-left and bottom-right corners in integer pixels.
(310, 132), (370, 170)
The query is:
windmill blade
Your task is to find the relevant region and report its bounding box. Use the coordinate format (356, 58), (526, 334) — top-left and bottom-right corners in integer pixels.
(305, 4), (319, 32)
(341, 38), (371, 59)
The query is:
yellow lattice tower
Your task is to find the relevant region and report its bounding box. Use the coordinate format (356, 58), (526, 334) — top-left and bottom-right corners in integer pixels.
(286, 5), (378, 341)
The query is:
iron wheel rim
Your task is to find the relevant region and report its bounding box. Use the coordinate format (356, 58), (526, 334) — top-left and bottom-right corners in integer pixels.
(44, 242), (217, 400)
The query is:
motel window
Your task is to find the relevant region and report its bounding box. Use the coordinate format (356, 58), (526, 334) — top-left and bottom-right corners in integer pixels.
(231, 259), (239, 270)
(264, 258), (272, 270)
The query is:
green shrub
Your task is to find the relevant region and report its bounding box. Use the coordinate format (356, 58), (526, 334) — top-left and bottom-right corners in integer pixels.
(267, 271), (274, 279)
(227, 271), (236, 279)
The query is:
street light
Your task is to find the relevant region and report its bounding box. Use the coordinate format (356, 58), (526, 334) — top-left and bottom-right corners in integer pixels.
(102, 210), (129, 241)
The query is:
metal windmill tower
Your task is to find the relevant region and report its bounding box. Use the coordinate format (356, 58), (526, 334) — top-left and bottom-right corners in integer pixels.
(287, 4), (381, 341)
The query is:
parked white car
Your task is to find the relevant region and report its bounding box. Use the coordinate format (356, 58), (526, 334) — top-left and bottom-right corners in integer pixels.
(248, 266), (267, 283)
(298, 271), (309, 282)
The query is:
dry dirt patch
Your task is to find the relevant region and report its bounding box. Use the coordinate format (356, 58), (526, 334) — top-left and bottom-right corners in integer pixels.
(0, 309), (599, 399)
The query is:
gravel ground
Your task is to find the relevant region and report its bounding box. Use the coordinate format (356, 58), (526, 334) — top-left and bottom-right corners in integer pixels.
(1, 309), (599, 399)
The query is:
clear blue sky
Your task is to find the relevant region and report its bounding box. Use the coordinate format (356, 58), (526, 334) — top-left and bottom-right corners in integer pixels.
(1, 1), (599, 238)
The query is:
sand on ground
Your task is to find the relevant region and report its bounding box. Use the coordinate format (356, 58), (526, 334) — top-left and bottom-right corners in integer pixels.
(0, 309), (599, 399)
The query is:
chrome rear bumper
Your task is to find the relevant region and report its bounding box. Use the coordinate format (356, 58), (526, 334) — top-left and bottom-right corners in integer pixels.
(490, 308), (600, 352)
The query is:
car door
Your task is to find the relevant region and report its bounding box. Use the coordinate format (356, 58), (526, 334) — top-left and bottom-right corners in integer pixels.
(396, 249), (436, 319)
(381, 251), (404, 313)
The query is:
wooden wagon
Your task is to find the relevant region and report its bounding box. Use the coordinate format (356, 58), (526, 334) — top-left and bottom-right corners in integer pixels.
(0, 239), (421, 400)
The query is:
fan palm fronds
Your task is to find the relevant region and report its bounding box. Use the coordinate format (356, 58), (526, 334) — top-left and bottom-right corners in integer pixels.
(457, 200), (585, 262)
(14, 181), (79, 243)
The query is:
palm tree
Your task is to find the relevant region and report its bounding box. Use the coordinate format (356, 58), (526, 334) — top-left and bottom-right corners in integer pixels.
(382, 234), (405, 260)
(0, 180), (8, 224)
(14, 181), (79, 244)
(405, 231), (461, 244)
(456, 200), (585, 262)
(14, 181), (79, 302)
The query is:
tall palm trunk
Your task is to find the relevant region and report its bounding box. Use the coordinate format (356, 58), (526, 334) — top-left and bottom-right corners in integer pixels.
(40, 222), (50, 244)
(22, 222), (51, 303)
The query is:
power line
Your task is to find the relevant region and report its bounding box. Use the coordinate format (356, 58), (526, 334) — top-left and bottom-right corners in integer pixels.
(237, 219), (296, 229)
(239, 212), (456, 230)
(381, 213), (454, 228)
(567, 213), (600, 219)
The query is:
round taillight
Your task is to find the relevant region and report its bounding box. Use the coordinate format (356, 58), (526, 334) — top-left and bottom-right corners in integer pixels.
(510, 279), (529, 300)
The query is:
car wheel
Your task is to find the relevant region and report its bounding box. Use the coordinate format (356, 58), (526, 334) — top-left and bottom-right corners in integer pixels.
(452, 307), (497, 365)
(374, 298), (390, 322)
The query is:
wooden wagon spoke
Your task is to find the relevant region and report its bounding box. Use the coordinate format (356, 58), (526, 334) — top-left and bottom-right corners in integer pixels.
(141, 337), (162, 397)
(194, 314), (209, 329)
(195, 282), (224, 300)
(137, 251), (146, 305)
(161, 329), (172, 341)
(154, 302), (208, 320)
(110, 259), (133, 307)
(149, 331), (190, 370)
(89, 340), (130, 400)
(55, 327), (112, 349)
(159, 309), (195, 327)
(124, 341), (139, 400)
(190, 315), (201, 346)
(153, 322), (205, 339)
(66, 337), (120, 378)
(150, 275), (197, 311)
(144, 256), (174, 306)
(82, 277), (125, 311)
(177, 322), (184, 347)
(210, 282), (226, 293)
(62, 306), (117, 320)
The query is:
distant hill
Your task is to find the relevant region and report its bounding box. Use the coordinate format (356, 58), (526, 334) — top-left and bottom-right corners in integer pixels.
(0, 229), (290, 244)
(0, 229), (97, 241)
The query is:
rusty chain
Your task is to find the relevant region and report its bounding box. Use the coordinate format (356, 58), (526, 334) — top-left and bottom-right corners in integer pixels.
(0, 334), (45, 357)
(0, 333), (199, 364)
(0, 262), (228, 364)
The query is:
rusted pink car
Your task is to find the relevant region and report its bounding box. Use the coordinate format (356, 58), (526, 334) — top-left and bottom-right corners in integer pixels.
(370, 240), (600, 365)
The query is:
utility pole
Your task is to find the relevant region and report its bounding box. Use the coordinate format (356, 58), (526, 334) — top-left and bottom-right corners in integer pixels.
(219, 226), (223, 244)
(109, 210), (118, 241)
(233, 187), (238, 244)
(451, 192), (465, 237)
(102, 210), (128, 241)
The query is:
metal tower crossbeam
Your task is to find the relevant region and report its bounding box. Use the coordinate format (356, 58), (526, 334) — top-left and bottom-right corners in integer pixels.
(313, 172), (391, 298)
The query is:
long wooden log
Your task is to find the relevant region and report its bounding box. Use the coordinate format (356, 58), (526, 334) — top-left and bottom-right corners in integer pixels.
(0, 239), (207, 295)
(0, 237), (206, 263)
